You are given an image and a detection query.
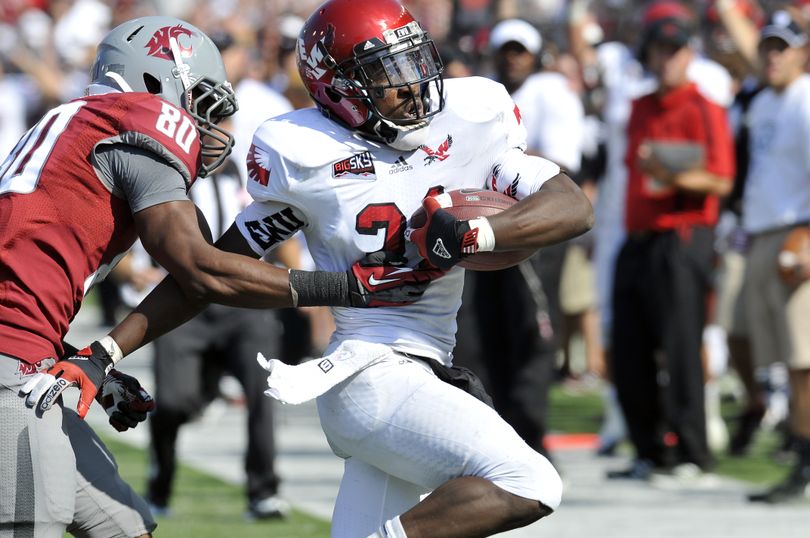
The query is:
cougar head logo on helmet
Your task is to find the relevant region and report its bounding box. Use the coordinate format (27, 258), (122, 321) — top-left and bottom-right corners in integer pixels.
(297, 0), (444, 151)
(90, 16), (238, 178)
(145, 25), (193, 61)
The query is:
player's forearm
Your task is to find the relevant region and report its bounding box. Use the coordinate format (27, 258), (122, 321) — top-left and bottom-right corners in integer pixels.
(108, 256), (294, 356)
(108, 272), (216, 356)
(178, 250), (296, 308)
(487, 173), (593, 250)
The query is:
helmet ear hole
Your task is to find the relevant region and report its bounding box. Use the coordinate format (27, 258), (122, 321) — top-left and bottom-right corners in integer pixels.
(324, 87), (343, 103)
(143, 73), (161, 95)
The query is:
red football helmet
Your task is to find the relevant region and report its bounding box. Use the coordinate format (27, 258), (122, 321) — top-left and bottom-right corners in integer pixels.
(297, 0), (444, 146)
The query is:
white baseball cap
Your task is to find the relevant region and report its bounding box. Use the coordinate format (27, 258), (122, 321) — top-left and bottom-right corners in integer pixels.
(760, 10), (808, 48)
(489, 19), (542, 54)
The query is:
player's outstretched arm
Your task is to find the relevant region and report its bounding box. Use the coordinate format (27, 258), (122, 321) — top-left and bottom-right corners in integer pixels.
(111, 199), (442, 355)
(22, 199), (442, 418)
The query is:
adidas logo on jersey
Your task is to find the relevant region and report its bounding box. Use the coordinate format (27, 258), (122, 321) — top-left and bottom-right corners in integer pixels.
(389, 156), (413, 175)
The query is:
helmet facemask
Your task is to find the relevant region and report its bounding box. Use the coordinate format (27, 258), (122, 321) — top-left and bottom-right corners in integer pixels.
(349, 40), (444, 127)
(327, 22), (444, 148)
(186, 78), (237, 177)
(169, 36), (238, 177)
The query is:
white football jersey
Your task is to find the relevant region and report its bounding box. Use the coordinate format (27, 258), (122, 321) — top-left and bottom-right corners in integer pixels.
(235, 77), (560, 364)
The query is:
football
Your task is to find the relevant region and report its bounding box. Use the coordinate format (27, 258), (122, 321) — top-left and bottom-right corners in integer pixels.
(778, 226), (810, 285)
(409, 188), (536, 271)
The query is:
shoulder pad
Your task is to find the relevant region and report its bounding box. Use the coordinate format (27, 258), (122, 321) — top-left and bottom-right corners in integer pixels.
(251, 108), (367, 170)
(106, 93), (201, 186)
(442, 77), (515, 124)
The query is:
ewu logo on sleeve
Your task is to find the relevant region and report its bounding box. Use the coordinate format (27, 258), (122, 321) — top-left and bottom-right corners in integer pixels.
(244, 208), (305, 250)
(332, 151), (376, 179)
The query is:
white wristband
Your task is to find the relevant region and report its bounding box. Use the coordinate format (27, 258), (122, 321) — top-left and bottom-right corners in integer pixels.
(98, 335), (124, 365)
(469, 217), (496, 252)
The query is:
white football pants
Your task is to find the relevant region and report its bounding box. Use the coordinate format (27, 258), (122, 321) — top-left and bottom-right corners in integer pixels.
(317, 353), (561, 537)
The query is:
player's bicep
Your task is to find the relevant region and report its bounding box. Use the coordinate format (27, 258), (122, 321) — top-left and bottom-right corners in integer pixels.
(235, 201), (308, 257)
(488, 148), (561, 200)
(132, 199), (214, 278)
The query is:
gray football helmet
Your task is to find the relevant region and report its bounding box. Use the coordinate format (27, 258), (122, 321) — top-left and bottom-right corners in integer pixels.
(90, 16), (238, 177)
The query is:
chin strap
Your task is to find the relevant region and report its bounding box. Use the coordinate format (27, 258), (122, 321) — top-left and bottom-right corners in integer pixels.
(370, 117), (431, 151)
(103, 72), (134, 93)
(169, 36), (193, 94)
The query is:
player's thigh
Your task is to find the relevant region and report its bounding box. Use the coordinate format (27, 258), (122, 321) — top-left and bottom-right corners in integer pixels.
(317, 357), (561, 509)
(331, 458), (426, 538)
(64, 410), (156, 538)
(0, 362), (75, 537)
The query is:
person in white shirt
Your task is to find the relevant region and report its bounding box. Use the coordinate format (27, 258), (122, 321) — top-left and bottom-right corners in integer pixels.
(742, 10), (810, 504)
(234, 3), (591, 534)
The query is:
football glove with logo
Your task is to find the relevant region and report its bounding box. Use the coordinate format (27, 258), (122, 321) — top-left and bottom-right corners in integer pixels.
(96, 369), (156, 432)
(289, 251), (445, 308)
(348, 250), (446, 307)
(20, 339), (118, 418)
(406, 195), (477, 270)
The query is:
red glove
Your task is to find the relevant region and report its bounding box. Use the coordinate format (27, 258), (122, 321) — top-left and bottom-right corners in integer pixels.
(406, 196), (477, 270)
(96, 369), (156, 432)
(348, 250), (446, 307)
(21, 341), (114, 418)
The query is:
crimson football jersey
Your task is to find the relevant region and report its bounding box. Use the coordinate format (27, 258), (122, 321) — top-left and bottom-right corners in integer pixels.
(0, 92), (201, 363)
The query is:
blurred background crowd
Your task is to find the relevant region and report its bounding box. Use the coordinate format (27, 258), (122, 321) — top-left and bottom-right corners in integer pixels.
(3, 0), (810, 516)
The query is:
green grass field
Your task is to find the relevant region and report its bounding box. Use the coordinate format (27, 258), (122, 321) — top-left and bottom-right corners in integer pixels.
(103, 436), (331, 538)
(548, 383), (792, 484)
(98, 383), (792, 537)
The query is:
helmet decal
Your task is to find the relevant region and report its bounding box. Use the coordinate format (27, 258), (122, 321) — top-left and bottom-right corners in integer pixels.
(145, 25), (193, 61)
(296, 0), (444, 148)
(299, 23), (335, 80)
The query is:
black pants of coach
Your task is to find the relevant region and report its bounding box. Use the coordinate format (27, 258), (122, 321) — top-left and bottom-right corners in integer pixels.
(147, 304), (281, 507)
(611, 227), (713, 470)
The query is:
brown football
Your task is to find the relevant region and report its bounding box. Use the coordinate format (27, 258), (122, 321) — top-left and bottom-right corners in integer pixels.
(409, 189), (536, 271)
(778, 226), (810, 284)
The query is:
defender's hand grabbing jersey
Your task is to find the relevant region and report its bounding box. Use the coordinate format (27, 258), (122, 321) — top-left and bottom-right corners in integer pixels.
(0, 90), (199, 364)
(237, 77), (560, 363)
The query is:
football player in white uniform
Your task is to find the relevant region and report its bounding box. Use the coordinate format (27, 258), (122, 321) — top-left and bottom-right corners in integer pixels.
(233, 1), (592, 536)
(51, 1), (591, 537)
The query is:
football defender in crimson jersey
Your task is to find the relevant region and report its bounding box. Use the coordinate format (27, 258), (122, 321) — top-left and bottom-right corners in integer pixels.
(7, 15), (440, 538)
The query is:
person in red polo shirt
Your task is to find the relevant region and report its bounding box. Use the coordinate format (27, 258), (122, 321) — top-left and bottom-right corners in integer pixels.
(607, 1), (734, 480)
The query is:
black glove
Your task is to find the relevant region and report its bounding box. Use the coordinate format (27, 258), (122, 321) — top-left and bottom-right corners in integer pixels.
(21, 341), (114, 418)
(406, 196), (477, 270)
(96, 369), (156, 432)
(347, 251), (446, 307)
